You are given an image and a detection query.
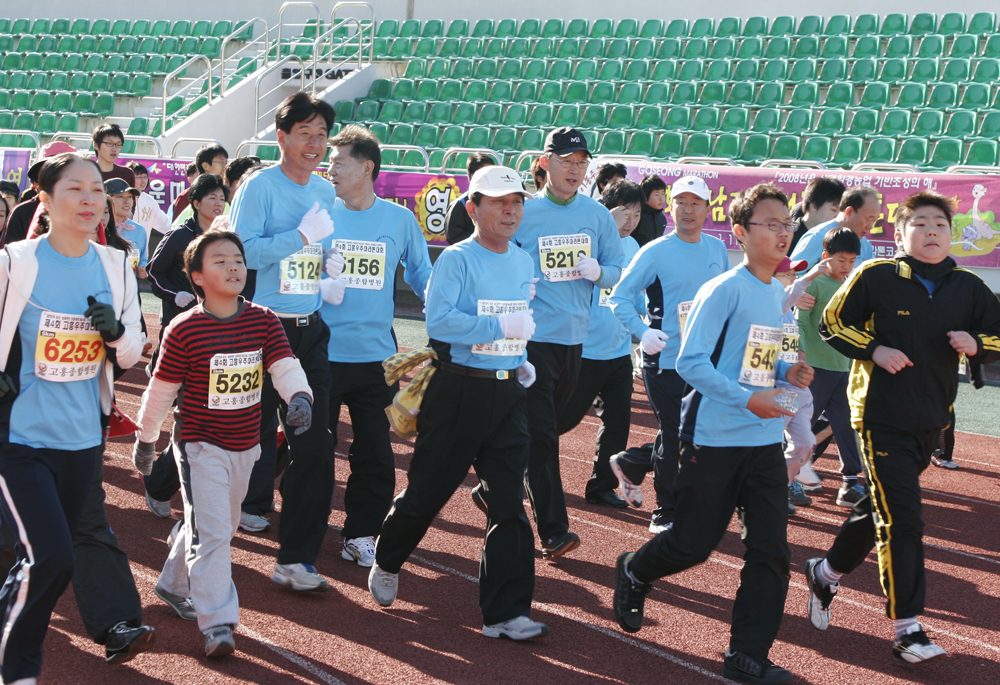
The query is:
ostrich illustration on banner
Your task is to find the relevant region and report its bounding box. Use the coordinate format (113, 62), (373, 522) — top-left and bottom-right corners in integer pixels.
(951, 184), (1000, 256)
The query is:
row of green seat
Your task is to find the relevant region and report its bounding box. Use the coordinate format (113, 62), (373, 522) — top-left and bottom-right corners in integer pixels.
(0, 35), (222, 59)
(0, 110), (80, 134)
(1, 53), (190, 79)
(371, 14), (1000, 41)
(0, 90), (109, 121)
(0, 18), (248, 40)
(2, 75), (153, 104)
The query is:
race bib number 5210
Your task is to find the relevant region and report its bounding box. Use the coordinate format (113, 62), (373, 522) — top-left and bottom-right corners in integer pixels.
(539, 234), (591, 282)
(34, 312), (105, 382)
(740, 324), (783, 387)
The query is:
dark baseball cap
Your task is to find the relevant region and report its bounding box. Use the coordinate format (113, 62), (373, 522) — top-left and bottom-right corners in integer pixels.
(0, 180), (19, 197)
(104, 178), (140, 196)
(544, 127), (591, 157)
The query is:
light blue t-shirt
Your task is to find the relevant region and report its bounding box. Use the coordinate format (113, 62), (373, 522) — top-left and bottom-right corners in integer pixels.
(11, 239), (111, 450)
(119, 218), (148, 269)
(512, 192), (625, 345)
(611, 231), (731, 370)
(789, 218), (875, 270)
(230, 165), (337, 315)
(582, 235), (639, 361)
(677, 264), (792, 448)
(319, 197), (433, 363)
(425, 238), (535, 371)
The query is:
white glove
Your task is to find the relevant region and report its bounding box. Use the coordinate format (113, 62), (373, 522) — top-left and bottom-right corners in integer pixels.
(517, 360), (536, 388)
(324, 246), (345, 279)
(499, 309), (535, 340)
(578, 256), (602, 282)
(296, 201), (334, 244)
(175, 291), (196, 308)
(640, 328), (669, 355)
(320, 277), (346, 305)
(529, 277), (538, 301)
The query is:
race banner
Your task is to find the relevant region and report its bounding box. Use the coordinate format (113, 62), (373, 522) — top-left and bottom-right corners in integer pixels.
(1, 150), (33, 194)
(133, 158), (191, 215)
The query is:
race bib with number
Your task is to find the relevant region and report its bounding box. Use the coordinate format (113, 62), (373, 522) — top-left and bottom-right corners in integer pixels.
(279, 244), (323, 295)
(779, 323), (800, 365)
(677, 301), (693, 335)
(208, 349), (263, 410)
(598, 287), (613, 308)
(538, 234), (591, 282)
(34, 311), (105, 382)
(958, 353), (968, 376)
(739, 324), (783, 387)
(127, 248), (140, 271)
(335, 239), (387, 290)
(472, 300), (528, 356)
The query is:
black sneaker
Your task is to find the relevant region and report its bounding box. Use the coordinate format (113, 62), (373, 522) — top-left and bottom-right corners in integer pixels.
(722, 650), (794, 684)
(613, 552), (652, 634)
(541, 532), (580, 559)
(836, 482), (867, 507)
(788, 481), (813, 507)
(892, 627), (947, 664)
(471, 484), (487, 515)
(805, 557), (838, 630)
(105, 622), (156, 664)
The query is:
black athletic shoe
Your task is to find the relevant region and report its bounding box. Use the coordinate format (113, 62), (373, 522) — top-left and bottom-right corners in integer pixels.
(722, 650), (794, 684)
(613, 552), (652, 633)
(892, 627), (947, 664)
(541, 532), (580, 559)
(585, 490), (628, 508)
(105, 622), (156, 664)
(805, 557), (838, 630)
(471, 484), (487, 515)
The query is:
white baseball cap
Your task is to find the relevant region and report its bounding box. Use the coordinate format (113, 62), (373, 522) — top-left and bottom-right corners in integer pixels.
(672, 176), (711, 201)
(468, 165), (533, 199)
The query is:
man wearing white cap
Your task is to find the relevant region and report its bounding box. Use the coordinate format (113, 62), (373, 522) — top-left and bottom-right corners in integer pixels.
(610, 176), (731, 533)
(369, 166), (549, 641)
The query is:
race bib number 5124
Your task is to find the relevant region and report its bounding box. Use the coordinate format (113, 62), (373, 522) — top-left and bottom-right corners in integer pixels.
(740, 324), (783, 387)
(539, 234), (591, 282)
(279, 244), (323, 295)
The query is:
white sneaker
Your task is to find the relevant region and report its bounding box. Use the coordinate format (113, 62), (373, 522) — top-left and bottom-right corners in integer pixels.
(272, 563), (329, 592)
(145, 491), (171, 518)
(9, 678), (37, 685)
(368, 562), (398, 607)
(342, 536), (377, 567)
(795, 462), (823, 491)
(238, 512), (271, 533)
(892, 625), (947, 664)
(483, 615), (550, 640)
(648, 520), (673, 535)
(609, 455), (643, 508)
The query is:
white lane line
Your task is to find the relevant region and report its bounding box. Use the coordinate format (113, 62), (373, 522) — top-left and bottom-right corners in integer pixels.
(923, 488), (1000, 509)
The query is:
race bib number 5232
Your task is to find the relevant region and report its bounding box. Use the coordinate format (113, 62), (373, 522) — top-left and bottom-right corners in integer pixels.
(279, 244), (323, 295)
(740, 324), (783, 387)
(539, 234), (591, 282)
(35, 312), (105, 382)
(472, 300), (528, 356)
(209, 350), (263, 410)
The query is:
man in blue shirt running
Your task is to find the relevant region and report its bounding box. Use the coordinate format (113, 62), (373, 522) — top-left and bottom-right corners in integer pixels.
(790, 186), (880, 270)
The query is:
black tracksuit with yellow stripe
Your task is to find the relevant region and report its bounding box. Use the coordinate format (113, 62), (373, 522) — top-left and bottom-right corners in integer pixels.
(817, 255), (1000, 619)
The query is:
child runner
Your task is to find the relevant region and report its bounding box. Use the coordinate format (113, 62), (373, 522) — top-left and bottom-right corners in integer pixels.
(613, 183), (814, 685)
(805, 190), (1000, 664)
(132, 230), (313, 657)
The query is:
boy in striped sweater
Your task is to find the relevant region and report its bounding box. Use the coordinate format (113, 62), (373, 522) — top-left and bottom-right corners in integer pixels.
(132, 230), (313, 657)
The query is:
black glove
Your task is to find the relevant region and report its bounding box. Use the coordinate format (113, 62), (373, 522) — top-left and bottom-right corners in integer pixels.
(133, 441), (156, 476)
(286, 392), (313, 435)
(85, 295), (124, 342)
(0, 372), (17, 399)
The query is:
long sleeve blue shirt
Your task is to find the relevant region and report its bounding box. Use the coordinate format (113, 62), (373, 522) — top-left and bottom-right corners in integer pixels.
(610, 232), (731, 370)
(119, 219), (148, 269)
(319, 197), (433, 363)
(677, 264), (791, 448)
(583, 235), (639, 360)
(512, 192), (625, 345)
(789, 218), (875, 270)
(425, 238), (535, 371)
(230, 165), (337, 315)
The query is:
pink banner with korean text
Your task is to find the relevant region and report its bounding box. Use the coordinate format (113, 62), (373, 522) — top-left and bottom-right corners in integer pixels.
(132, 158), (191, 215)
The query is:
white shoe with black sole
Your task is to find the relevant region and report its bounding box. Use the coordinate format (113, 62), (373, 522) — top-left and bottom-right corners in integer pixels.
(892, 626), (947, 664)
(342, 536), (377, 567)
(482, 615), (549, 640)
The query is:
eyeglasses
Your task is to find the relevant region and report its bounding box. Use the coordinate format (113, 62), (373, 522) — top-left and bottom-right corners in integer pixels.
(746, 221), (796, 233)
(549, 156), (589, 171)
(101, 141), (123, 150)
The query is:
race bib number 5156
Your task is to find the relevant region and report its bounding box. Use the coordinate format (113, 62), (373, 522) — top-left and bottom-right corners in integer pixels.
(334, 239), (387, 290)
(539, 234), (591, 282)
(740, 324), (783, 387)
(35, 312), (105, 382)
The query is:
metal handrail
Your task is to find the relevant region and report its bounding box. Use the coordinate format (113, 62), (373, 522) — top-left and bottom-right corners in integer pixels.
(850, 162), (919, 173)
(277, 2), (322, 54)
(380, 144), (430, 173)
(220, 17), (270, 95)
(944, 165), (1000, 174)
(513, 149), (545, 173)
(332, 2), (376, 65)
(760, 159), (827, 169)
(676, 156), (738, 166)
(254, 55), (306, 135)
(440, 147), (503, 172)
(171, 137), (225, 159)
(592, 154), (654, 163)
(161, 54), (213, 134)
(235, 139), (281, 163)
(309, 17), (363, 93)
(49, 132), (163, 158)
(0, 129), (41, 155)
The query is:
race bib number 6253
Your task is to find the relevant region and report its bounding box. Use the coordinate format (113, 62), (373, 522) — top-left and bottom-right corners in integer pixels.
(35, 312), (105, 382)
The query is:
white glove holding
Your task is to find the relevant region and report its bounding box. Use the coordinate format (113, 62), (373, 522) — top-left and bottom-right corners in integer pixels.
(640, 328), (669, 355)
(175, 291), (196, 308)
(320, 277), (346, 305)
(529, 277), (539, 301)
(296, 201), (335, 244)
(499, 309), (535, 340)
(517, 360), (536, 388)
(324, 246), (345, 279)
(578, 256), (602, 282)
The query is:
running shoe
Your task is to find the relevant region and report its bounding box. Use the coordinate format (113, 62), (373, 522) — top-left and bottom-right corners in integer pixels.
(368, 562), (398, 607)
(722, 649), (794, 684)
(836, 482), (867, 507)
(154, 585), (197, 621)
(204, 624), (235, 658)
(609, 454), (643, 508)
(795, 462), (823, 491)
(342, 536), (377, 567)
(470, 484), (488, 515)
(238, 512), (271, 533)
(805, 558), (838, 630)
(483, 615), (550, 640)
(892, 625), (947, 664)
(541, 532), (580, 560)
(931, 455), (959, 470)
(272, 563), (329, 592)
(648, 519), (673, 535)
(788, 481), (813, 507)
(104, 622), (156, 664)
(613, 552), (652, 633)
(145, 491), (171, 518)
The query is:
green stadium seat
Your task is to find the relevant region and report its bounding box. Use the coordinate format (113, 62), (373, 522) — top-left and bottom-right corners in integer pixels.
(665, 19), (688, 38)
(69, 18), (90, 35)
(509, 37), (534, 58)
(896, 82), (927, 109)
(537, 81), (561, 103)
(786, 82), (819, 109)
(729, 59), (758, 82)
(525, 103), (553, 129)
(74, 35), (97, 53)
(411, 124), (439, 149)
(759, 58), (788, 81)
(691, 107), (721, 131)
(48, 72), (69, 91)
(917, 34), (945, 57)
(334, 100), (355, 122)
(703, 59), (729, 80)
(582, 130), (599, 151)
(764, 37), (791, 59)
(801, 137), (832, 163)
(434, 79), (461, 101)
(409, 37), (435, 58)
(400, 59), (425, 79)
(457, 38), (482, 57)
(200, 37), (221, 58)
(864, 137), (896, 164)
(489, 126), (517, 151)
(92, 19), (111, 35)
(12, 114), (35, 134)
(449, 57), (473, 78)
(880, 35), (910, 60)
(662, 106), (692, 131)
(388, 123), (414, 146)
(818, 58), (846, 83)
(821, 36), (849, 58)
(937, 12), (966, 35)
(559, 18), (585, 38)
(923, 83), (957, 109)
(462, 80), (487, 102)
(630, 38), (655, 60)
(907, 57), (938, 83)
(354, 100), (379, 122)
(402, 101), (428, 123)
(145, 19), (170, 37)
(881, 13), (909, 36)
(10, 17), (29, 33)
(714, 16), (739, 38)
(562, 81), (587, 104)
(754, 83), (784, 108)
(977, 111), (1000, 139)
(879, 58), (909, 84)
(425, 102), (451, 125)
(25, 72), (47, 90)
(499, 103), (526, 128)
(169, 20), (191, 37)
(880, 109), (912, 137)
(590, 18), (613, 38)
(956, 83), (990, 111)
(468, 18), (492, 37)
(911, 110), (944, 137)
(852, 14), (879, 35)
(814, 109), (846, 134)
(20, 53), (42, 71)
(947, 34), (977, 58)
(386, 37), (410, 58)
(927, 138), (962, 170)
(710, 38), (736, 59)
(847, 108), (879, 136)
(29, 91), (51, 112)
(211, 20), (233, 38)
(676, 60), (705, 81)
(634, 105), (663, 128)
(529, 37), (553, 58)
(740, 134), (771, 163)
(88, 72), (110, 92)
(719, 107), (749, 133)
(644, 60), (673, 82)
(110, 73), (131, 96)
(56, 35), (77, 53)
(858, 82), (890, 109)
(690, 18), (714, 38)
(476, 102), (501, 126)
(622, 60), (648, 81)
(819, 81), (852, 109)
(682, 38), (708, 60)
(66, 72), (88, 91)
(851, 36), (879, 59)
(831, 137), (863, 166)
(982, 36), (1000, 59)
(464, 126), (490, 149)
(395, 19), (418, 38)
(450, 102), (474, 126)
(626, 130), (655, 155)
(582, 104), (608, 128)
(910, 13), (937, 35)
(792, 37), (819, 59)
(377, 100), (404, 123)
(700, 82), (727, 106)
(654, 132), (683, 159)
(965, 140), (998, 165)
(34, 113), (57, 134)
(971, 58), (1000, 83)
(752, 108), (781, 133)
(706, 132), (737, 158)
(639, 19), (664, 38)
(31, 18), (51, 34)
(771, 135), (801, 159)
(824, 15), (851, 36)
(682, 133), (711, 157)
(617, 82), (642, 104)
(615, 18), (639, 38)
(726, 82), (755, 107)
(736, 37), (763, 59)
(644, 82), (670, 104)
(598, 130), (625, 154)
(128, 19), (149, 36)
(57, 113), (79, 133)
(492, 58), (517, 79)
(488, 79), (513, 102)
(943, 110), (976, 138)
(555, 104), (581, 128)
(599, 59), (624, 80)
(516, 18), (540, 38)
(580, 38), (604, 58)
(848, 58), (877, 82)
(72, 91), (95, 115)
(782, 109), (812, 134)
(377, 19), (400, 38)
(105, 54), (126, 72)
(551, 37), (579, 58)
(969, 12), (996, 33)
(895, 138), (928, 166)
(413, 81), (442, 106)
(670, 82), (697, 106)
(190, 20), (211, 38)
(441, 18), (467, 38)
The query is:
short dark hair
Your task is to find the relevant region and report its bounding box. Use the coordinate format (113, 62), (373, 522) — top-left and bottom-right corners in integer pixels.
(38, 153), (101, 195)
(466, 152), (495, 180)
(225, 156), (262, 185)
(196, 144), (228, 174)
(839, 186), (879, 212)
(184, 230), (246, 298)
(823, 227), (862, 256)
(189, 173), (229, 205)
(530, 156), (546, 187)
(186, 162), (198, 177)
(602, 178), (644, 210)
(895, 190), (955, 231)
(802, 177), (846, 213)
(729, 182), (789, 229)
(329, 124), (382, 182)
(596, 163), (628, 192)
(639, 174), (667, 198)
(92, 123), (124, 148)
(275, 91), (335, 134)
(126, 161), (149, 176)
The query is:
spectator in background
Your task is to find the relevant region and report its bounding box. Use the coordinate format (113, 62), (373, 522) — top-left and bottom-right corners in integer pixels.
(445, 152), (497, 244)
(106, 179), (148, 280)
(530, 156), (546, 192)
(0, 181), (18, 209)
(225, 156), (263, 197)
(1, 142), (77, 247)
(125, 161), (171, 245)
(93, 124), (136, 186)
(172, 144), (229, 220)
(593, 163), (627, 201)
(633, 175), (668, 247)
(789, 177), (847, 254)
(186, 162), (198, 186)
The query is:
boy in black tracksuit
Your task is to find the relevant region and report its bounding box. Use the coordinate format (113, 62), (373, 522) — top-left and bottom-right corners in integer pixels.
(805, 191), (1000, 665)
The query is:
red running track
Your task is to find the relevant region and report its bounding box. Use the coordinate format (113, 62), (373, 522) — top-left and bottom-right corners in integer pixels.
(36, 315), (1000, 683)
